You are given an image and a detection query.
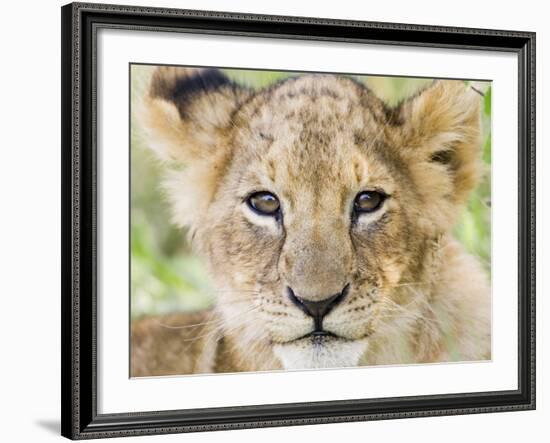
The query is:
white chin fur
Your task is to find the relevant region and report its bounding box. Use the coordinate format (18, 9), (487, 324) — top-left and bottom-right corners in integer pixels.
(273, 338), (369, 370)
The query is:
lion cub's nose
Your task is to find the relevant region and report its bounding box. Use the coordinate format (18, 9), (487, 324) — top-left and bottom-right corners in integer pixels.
(287, 284), (349, 331)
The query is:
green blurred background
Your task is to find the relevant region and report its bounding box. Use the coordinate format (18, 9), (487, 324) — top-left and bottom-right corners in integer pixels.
(130, 66), (492, 319)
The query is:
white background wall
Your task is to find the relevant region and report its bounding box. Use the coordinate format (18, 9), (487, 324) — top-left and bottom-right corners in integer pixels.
(0, 0), (546, 441)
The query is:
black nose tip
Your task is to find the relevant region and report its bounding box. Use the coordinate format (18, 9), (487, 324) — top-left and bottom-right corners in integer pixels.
(287, 284), (349, 331)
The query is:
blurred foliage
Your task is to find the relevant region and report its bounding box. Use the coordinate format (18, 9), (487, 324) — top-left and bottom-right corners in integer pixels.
(453, 85), (492, 271)
(130, 66), (491, 318)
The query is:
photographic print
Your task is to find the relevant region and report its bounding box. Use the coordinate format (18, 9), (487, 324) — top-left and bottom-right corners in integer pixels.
(129, 65), (492, 377)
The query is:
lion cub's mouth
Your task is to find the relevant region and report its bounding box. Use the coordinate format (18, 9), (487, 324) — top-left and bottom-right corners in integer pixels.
(277, 330), (353, 347)
(273, 334), (369, 370)
(295, 330), (341, 342)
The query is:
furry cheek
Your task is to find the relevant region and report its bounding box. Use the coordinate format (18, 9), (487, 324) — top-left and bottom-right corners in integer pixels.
(204, 207), (283, 289)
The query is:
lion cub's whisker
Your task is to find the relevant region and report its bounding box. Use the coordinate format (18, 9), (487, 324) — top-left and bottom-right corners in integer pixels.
(172, 309), (262, 343)
(379, 299), (441, 328)
(185, 309), (265, 344)
(386, 281), (429, 289)
(152, 305), (260, 331)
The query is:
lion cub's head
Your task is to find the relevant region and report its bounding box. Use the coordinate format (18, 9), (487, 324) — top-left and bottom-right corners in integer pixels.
(138, 67), (481, 370)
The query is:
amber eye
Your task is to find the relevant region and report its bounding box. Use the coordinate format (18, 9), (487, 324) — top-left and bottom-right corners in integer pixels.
(247, 191), (281, 216)
(354, 191), (385, 214)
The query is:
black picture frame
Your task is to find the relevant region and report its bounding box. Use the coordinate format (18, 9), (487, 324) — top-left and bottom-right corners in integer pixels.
(61, 2), (536, 439)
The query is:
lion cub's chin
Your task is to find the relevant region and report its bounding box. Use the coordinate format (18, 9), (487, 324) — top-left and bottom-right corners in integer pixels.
(273, 337), (369, 370)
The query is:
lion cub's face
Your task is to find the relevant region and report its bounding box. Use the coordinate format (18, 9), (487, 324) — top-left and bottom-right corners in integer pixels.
(141, 68), (481, 370)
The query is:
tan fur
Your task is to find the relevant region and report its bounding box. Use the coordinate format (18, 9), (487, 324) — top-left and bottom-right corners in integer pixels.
(131, 67), (490, 376)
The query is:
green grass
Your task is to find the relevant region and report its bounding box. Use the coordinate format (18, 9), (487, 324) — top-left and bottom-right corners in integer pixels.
(130, 66), (491, 318)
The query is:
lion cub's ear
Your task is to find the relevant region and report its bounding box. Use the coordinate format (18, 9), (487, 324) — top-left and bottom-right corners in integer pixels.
(397, 80), (483, 226)
(138, 67), (250, 164)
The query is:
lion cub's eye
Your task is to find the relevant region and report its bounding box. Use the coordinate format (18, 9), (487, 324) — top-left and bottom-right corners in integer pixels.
(247, 191), (281, 216)
(354, 191), (385, 214)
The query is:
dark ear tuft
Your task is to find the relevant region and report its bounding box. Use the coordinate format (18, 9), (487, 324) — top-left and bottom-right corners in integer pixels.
(138, 66), (250, 163)
(150, 68), (233, 118)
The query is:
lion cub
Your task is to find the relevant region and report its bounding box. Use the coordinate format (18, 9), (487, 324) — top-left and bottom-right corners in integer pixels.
(131, 67), (490, 376)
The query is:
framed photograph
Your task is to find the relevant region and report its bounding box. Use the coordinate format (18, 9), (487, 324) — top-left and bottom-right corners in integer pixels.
(61, 2), (536, 439)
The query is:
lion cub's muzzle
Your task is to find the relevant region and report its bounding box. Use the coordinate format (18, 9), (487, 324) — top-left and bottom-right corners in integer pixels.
(287, 284), (349, 337)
